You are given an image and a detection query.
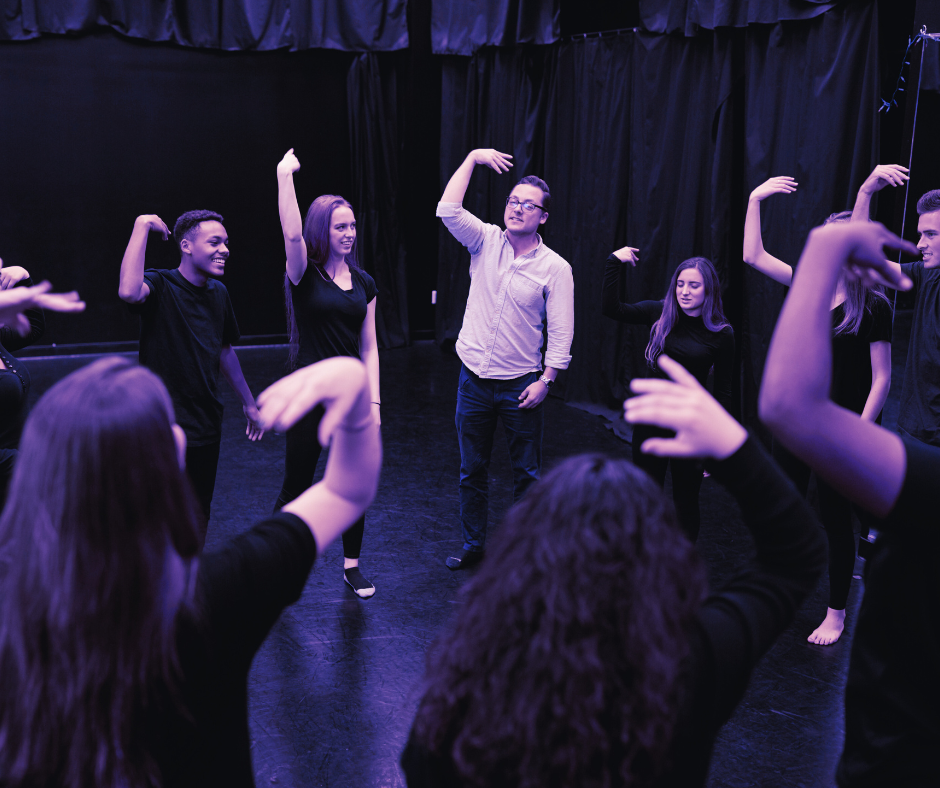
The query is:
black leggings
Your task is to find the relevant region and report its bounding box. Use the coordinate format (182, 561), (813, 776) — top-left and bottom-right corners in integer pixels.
(772, 441), (854, 610)
(186, 441), (221, 551)
(273, 405), (365, 559)
(632, 424), (704, 542)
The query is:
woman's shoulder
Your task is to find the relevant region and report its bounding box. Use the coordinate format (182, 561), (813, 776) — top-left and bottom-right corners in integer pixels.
(352, 266), (378, 297)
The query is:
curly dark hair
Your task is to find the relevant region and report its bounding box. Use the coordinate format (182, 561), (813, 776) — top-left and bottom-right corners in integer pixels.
(173, 209), (224, 250)
(917, 189), (940, 215)
(412, 454), (709, 788)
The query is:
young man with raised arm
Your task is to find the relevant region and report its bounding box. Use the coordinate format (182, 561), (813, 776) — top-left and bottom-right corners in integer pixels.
(438, 149), (574, 569)
(852, 166), (940, 447)
(119, 211), (263, 548)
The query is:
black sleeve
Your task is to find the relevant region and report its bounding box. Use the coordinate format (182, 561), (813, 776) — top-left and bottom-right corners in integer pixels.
(696, 436), (827, 722)
(885, 436), (940, 538)
(361, 269), (378, 302)
(900, 262), (921, 295)
(0, 277), (44, 352)
(712, 327), (735, 416)
(601, 254), (663, 325)
(126, 270), (162, 315)
(196, 512), (318, 669)
(221, 287), (240, 346)
(866, 296), (893, 344)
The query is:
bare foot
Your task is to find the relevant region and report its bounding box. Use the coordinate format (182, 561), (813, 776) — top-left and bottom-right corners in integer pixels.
(808, 608), (846, 646)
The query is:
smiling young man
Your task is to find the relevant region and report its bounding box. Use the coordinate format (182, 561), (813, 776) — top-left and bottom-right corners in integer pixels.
(437, 148), (574, 569)
(119, 211), (263, 547)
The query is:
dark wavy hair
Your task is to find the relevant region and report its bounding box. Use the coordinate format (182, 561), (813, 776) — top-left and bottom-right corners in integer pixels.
(412, 454), (708, 788)
(646, 257), (730, 367)
(822, 211), (891, 335)
(0, 357), (201, 788)
(173, 209), (224, 251)
(285, 194), (359, 368)
(916, 189), (940, 215)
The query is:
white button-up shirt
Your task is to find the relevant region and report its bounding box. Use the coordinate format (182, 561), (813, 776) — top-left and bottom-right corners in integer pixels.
(438, 201), (574, 379)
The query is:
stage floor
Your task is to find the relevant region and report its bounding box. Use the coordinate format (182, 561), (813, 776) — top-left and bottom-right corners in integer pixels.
(23, 338), (887, 788)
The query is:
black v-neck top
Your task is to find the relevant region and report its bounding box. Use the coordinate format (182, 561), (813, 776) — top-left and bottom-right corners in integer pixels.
(291, 265), (377, 368)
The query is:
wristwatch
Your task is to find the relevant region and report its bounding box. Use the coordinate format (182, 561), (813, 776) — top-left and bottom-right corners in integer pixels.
(539, 375), (554, 389)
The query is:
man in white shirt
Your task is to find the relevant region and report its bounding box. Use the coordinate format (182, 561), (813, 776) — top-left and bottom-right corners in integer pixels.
(437, 148), (575, 569)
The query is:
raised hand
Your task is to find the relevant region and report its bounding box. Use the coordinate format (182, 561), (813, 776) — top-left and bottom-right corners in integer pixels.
(859, 164), (909, 195)
(257, 357), (372, 446)
(277, 148), (301, 177)
(612, 246), (639, 266)
(138, 215), (170, 240)
(0, 281), (85, 335)
(0, 259), (30, 290)
(808, 221), (916, 291)
(624, 355), (747, 459)
(749, 176), (798, 203)
(471, 149), (513, 174)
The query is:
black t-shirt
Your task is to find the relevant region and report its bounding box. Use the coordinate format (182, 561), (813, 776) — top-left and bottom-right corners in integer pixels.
(836, 436), (940, 788)
(830, 296), (893, 415)
(130, 269), (240, 446)
(897, 262), (940, 444)
(0, 278), (44, 451)
(151, 512), (317, 787)
(291, 266), (377, 368)
(601, 255), (735, 413)
(402, 437), (827, 787)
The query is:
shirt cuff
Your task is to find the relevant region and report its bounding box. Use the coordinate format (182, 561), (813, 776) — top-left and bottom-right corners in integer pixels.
(436, 201), (463, 218)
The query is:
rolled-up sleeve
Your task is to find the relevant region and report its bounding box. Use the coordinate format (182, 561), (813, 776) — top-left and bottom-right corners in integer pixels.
(437, 202), (486, 255)
(544, 264), (574, 370)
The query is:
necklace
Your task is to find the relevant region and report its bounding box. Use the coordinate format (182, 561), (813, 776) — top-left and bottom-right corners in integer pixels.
(315, 263), (336, 283)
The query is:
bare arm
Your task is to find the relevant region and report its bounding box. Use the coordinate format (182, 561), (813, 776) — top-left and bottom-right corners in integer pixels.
(119, 215), (169, 303)
(277, 149), (308, 286)
(851, 164), (909, 223)
(758, 222), (916, 517)
(359, 297), (381, 426)
(441, 149), (513, 204)
(219, 344), (263, 440)
(258, 357), (381, 554)
(743, 178), (797, 286)
(860, 340), (891, 422)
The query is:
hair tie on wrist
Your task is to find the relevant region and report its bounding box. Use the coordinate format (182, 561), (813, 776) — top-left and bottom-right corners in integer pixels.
(372, 402), (381, 405)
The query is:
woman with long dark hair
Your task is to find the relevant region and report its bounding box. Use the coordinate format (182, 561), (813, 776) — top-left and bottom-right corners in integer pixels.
(274, 148), (380, 598)
(402, 355), (826, 788)
(0, 354), (380, 787)
(602, 249), (734, 541)
(744, 176), (893, 645)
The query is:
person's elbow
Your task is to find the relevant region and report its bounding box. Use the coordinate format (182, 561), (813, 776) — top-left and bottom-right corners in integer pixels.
(118, 284), (145, 304)
(758, 379), (798, 436)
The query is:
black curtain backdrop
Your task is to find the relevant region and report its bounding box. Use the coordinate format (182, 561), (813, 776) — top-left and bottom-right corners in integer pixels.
(431, 0), (559, 55)
(436, 1), (881, 428)
(639, 0), (837, 35)
(0, 0), (408, 51)
(0, 30), (355, 347)
(741, 2), (880, 428)
(348, 52), (410, 348)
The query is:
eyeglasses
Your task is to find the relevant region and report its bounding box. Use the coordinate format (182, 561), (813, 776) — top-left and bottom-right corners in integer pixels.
(505, 197), (544, 213)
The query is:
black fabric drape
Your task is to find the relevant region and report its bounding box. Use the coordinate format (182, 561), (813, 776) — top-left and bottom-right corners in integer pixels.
(437, 1), (880, 429)
(1, 0), (408, 51)
(348, 53), (410, 348)
(923, 35), (940, 93)
(639, 0), (837, 35)
(431, 0), (559, 55)
(741, 1), (880, 429)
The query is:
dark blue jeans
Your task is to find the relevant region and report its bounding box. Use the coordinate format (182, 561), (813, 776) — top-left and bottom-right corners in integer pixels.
(455, 364), (543, 552)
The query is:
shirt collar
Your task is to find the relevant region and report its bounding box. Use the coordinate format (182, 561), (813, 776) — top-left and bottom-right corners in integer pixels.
(501, 230), (543, 259)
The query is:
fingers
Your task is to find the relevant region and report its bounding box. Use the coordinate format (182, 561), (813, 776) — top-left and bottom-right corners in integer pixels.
(640, 437), (694, 457)
(655, 355), (701, 387)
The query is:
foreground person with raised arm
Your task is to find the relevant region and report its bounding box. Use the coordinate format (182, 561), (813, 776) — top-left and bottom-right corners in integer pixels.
(758, 221), (939, 787)
(0, 355), (380, 787)
(402, 354), (825, 787)
(437, 149), (574, 569)
(119, 211), (264, 547)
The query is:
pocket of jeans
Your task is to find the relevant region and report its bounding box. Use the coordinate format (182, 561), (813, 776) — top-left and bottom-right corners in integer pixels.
(509, 274), (544, 309)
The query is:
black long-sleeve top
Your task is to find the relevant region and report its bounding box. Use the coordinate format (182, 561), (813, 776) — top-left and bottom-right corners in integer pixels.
(602, 255), (734, 413)
(402, 437), (827, 787)
(0, 277), (45, 450)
